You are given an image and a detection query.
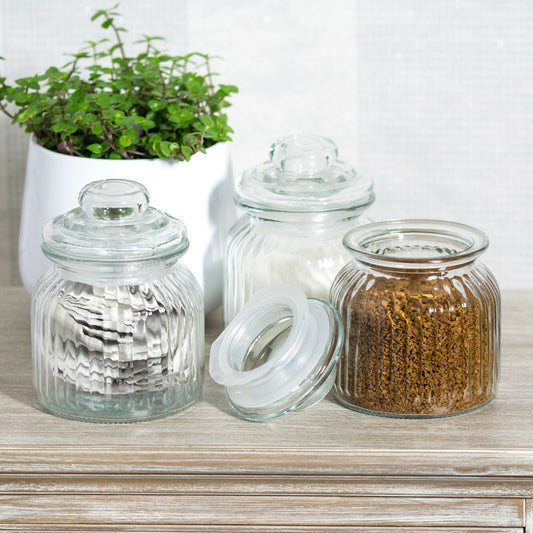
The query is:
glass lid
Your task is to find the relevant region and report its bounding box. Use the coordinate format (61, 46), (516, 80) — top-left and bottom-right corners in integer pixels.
(234, 133), (374, 214)
(42, 179), (189, 264)
(209, 284), (344, 421)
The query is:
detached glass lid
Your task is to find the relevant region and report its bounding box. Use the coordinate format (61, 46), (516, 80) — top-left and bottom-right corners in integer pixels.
(42, 179), (189, 264)
(234, 133), (374, 214)
(209, 285), (344, 421)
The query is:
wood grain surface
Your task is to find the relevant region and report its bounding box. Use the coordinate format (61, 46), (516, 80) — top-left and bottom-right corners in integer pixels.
(0, 495), (525, 526)
(0, 288), (532, 528)
(0, 527), (524, 533)
(0, 288), (532, 476)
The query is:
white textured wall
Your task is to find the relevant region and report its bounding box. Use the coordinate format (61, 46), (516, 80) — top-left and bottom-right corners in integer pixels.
(1, 0), (531, 288)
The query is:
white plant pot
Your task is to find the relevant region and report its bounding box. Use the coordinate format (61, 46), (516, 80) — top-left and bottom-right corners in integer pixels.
(19, 137), (236, 314)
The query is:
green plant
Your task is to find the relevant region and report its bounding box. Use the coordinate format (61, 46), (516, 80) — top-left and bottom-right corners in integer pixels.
(0, 4), (237, 160)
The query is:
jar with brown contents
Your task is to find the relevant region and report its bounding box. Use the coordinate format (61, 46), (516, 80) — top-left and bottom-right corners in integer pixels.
(330, 220), (500, 417)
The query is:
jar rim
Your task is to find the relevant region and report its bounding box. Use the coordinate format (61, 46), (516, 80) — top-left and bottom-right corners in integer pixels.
(343, 219), (489, 269)
(235, 197), (375, 222)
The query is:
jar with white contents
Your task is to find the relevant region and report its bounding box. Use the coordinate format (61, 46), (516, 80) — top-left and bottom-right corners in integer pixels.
(224, 134), (374, 323)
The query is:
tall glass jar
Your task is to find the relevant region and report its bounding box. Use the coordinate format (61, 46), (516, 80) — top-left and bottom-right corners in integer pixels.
(32, 179), (204, 423)
(224, 134), (374, 323)
(330, 220), (500, 417)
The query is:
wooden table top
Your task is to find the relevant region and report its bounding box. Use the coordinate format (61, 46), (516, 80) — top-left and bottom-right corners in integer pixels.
(1, 287), (532, 477)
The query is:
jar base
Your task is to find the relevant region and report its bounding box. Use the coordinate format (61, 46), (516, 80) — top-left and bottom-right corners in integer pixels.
(334, 394), (495, 418)
(35, 386), (201, 424)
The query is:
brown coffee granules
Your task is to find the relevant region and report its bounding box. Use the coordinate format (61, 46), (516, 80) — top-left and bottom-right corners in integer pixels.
(332, 267), (500, 416)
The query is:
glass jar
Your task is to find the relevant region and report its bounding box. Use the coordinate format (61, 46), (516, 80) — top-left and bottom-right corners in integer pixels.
(224, 134), (374, 323)
(32, 179), (204, 423)
(330, 219), (500, 418)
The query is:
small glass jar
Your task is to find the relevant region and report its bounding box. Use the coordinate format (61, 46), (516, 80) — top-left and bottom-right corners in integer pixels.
(330, 219), (500, 417)
(224, 134), (374, 323)
(32, 179), (205, 423)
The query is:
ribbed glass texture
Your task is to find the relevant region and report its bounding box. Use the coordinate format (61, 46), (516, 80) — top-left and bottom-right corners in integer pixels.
(32, 263), (204, 423)
(223, 216), (367, 324)
(330, 222), (501, 417)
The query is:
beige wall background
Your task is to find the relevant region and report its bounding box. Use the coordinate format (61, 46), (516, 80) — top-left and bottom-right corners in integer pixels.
(1, 0), (531, 288)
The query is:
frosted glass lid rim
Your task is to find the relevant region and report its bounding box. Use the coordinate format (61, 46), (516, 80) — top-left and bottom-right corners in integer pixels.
(209, 285), (344, 421)
(343, 219), (489, 268)
(42, 179), (189, 264)
(234, 134), (374, 213)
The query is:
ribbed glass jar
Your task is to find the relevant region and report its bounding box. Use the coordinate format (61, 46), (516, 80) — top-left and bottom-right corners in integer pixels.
(224, 214), (367, 323)
(330, 220), (500, 418)
(32, 180), (204, 423)
(224, 134), (374, 323)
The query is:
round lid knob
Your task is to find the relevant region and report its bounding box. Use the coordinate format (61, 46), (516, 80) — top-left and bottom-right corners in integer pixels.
(80, 180), (149, 220)
(270, 134), (338, 175)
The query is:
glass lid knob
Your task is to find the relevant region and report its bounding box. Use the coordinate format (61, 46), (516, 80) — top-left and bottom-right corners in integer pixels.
(79, 179), (149, 221)
(269, 133), (338, 175)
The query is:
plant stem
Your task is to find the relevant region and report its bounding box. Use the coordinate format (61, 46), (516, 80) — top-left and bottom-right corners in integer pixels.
(64, 57), (79, 83)
(0, 100), (14, 119)
(205, 56), (215, 97)
(108, 17), (126, 60)
(57, 89), (65, 118)
(157, 64), (166, 98)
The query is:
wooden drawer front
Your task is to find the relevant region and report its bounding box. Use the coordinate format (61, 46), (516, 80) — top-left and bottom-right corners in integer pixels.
(0, 495), (524, 527)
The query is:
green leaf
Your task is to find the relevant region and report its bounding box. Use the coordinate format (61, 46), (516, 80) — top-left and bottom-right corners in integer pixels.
(70, 89), (85, 104)
(101, 18), (114, 29)
(108, 151), (122, 159)
(193, 121), (206, 132)
(199, 114), (214, 128)
(147, 99), (167, 112)
(123, 127), (138, 140)
(167, 102), (180, 114)
(17, 111), (31, 123)
(115, 79), (130, 90)
(167, 113), (182, 125)
(181, 145), (193, 160)
(44, 66), (60, 77)
(159, 141), (171, 157)
(108, 43), (123, 55)
(67, 123), (79, 134)
(14, 92), (29, 105)
(96, 93), (111, 109)
(179, 110), (195, 123)
(218, 84), (239, 94)
(51, 121), (68, 133)
(118, 134), (131, 147)
(91, 9), (107, 21)
(91, 123), (104, 135)
(87, 143), (103, 154)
